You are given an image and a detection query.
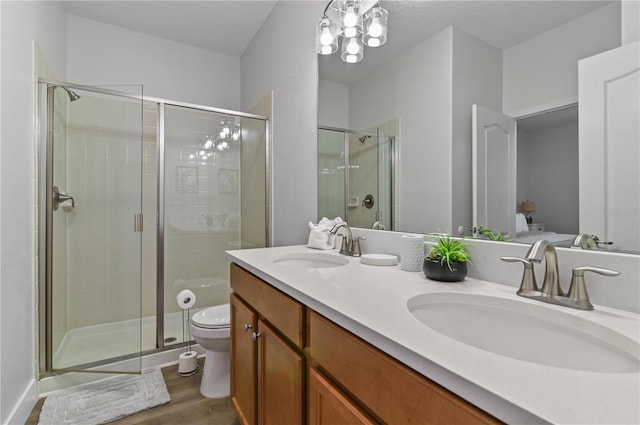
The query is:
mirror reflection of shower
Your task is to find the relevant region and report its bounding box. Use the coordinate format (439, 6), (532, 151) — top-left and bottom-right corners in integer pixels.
(317, 121), (398, 231)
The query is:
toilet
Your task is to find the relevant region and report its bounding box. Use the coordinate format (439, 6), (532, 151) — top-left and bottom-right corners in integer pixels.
(190, 303), (231, 398)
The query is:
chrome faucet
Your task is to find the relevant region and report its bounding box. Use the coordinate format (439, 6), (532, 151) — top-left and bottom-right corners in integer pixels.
(371, 221), (386, 230)
(572, 234), (600, 249)
(329, 222), (363, 257)
(501, 239), (620, 311)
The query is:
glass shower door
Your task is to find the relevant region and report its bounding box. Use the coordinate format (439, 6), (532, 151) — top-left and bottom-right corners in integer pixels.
(45, 83), (144, 373)
(161, 105), (267, 347)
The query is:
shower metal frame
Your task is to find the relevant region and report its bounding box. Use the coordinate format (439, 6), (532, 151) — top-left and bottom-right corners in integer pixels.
(37, 78), (272, 376)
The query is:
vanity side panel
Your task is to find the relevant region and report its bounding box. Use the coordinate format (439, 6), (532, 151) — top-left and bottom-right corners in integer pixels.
(309, 311), (502, 425)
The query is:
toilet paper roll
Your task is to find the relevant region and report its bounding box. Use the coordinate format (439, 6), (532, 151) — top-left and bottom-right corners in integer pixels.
(401, 234), (425, 272)
(176, 289), (196, 310)
(178, 351), (199, 375)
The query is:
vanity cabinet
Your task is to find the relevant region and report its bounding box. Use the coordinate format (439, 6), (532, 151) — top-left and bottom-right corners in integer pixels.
(230, 264), (305, 425)
(230, 263), (500, 425)
(309, 311), (501, 425)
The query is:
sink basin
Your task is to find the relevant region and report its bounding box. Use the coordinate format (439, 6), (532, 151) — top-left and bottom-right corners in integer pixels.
(272, 252), (349, 269)
(407, 292), (640, 373)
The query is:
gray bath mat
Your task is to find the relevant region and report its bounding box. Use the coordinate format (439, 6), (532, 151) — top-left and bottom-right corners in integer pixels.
(38, 368), (170, 425)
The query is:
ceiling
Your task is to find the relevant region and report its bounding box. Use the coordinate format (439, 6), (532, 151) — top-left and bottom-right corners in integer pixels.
(62, 0), (615, 85)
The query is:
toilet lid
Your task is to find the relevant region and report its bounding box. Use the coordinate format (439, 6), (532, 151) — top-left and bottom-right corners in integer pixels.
(191, 304), (230, 329)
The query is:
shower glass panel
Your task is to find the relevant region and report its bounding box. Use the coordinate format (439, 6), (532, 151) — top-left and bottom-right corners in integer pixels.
(318, 127), (394, 230)
(162, 106), (267, 345)
(318, 128), (347, 221)
(45, 83), (144, 373)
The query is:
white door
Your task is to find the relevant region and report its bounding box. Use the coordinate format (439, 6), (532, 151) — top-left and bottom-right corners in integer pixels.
(472, 104), (518, 238)
(579, 41), (640, 252)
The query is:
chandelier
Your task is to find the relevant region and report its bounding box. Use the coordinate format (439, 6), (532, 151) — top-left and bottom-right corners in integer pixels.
(315, 0), (388, 64)
(190, 117), (241, 160)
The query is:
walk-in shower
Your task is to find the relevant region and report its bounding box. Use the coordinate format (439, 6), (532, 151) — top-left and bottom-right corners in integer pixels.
(38, 80), (269, 375)
(317, 125), (397, 230)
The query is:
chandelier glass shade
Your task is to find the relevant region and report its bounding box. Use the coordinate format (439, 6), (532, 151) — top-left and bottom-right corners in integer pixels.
(315, 0), (388, 63)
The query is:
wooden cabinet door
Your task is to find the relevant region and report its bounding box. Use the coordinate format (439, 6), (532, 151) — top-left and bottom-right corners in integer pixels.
(308, 367), (376, 425)
(257, 319), (304, 425)
(231, 294), (257, 425)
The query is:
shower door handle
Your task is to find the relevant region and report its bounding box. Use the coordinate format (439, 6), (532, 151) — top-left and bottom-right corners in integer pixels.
(53, 186), (75, 210)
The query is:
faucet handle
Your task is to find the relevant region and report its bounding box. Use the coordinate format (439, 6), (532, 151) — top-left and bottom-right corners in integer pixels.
(501, 256), (539, 295)
(351, 237), (366, 257)
(567, 266), (620, 310)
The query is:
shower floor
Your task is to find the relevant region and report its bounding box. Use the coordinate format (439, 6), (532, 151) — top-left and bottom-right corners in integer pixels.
(53, 309), (200, 369)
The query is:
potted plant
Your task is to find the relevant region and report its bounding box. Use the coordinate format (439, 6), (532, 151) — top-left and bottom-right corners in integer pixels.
(423, 234), (471, 282)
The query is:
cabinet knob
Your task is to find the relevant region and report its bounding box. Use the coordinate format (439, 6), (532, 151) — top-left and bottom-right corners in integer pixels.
(251, 331), (261, 341)
(243, 323), (252, 332)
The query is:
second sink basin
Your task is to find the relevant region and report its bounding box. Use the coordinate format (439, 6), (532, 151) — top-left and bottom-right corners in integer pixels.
(407, 292), (640, 373)
(272, 252), (349, 269)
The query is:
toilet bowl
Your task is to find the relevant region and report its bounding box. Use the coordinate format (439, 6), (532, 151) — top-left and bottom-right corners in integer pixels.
(190, 303), (231, 398)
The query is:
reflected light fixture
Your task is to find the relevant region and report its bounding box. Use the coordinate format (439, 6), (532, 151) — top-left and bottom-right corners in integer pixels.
(315, 0), (388, 64)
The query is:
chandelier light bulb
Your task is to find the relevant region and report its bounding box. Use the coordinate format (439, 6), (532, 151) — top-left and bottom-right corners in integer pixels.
(368, 18), (382, 37)
(346, 38), (360, 54)
(232, 132), (239, 141)
(320, 27), (334, 46)
(343, 6), (357, 27)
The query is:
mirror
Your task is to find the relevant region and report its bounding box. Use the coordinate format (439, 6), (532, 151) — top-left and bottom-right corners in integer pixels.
(317, 0), (638, 253)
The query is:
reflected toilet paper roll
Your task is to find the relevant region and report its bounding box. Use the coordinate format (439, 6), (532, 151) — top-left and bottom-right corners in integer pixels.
(176, 289), (196, 310)
(401, 234), (425, 272)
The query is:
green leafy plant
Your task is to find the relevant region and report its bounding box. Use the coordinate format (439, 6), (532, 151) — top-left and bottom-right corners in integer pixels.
(474, 226), (509, 241)
(426, 234), (471, 270)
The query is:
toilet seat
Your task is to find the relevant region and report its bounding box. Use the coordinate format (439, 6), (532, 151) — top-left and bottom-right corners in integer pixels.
(191, 304), (230, 329)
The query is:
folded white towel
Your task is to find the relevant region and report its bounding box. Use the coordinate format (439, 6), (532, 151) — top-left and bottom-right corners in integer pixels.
(307, 216), (343, 249)
(308, 229), (336, 250)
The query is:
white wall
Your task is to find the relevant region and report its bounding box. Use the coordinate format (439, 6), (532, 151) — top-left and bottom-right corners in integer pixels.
(67, 15), (241, 109)
(503, 3), (621, 116)
(350, 27), (452, 233)
(0, 1), (67, 423)
(318, 79), (349, 128)
(241, 1), (319, 246)
(451, 28), (503, 235)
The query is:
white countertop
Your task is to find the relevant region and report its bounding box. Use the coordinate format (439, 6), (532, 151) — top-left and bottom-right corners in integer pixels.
(226, 245), (640, 425)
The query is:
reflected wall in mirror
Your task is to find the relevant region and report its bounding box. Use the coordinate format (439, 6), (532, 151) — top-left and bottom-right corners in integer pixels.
(317, 0), (639, 253)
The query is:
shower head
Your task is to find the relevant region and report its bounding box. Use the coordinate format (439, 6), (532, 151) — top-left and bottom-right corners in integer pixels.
(62, 87), (81, 102)
(358, 135), (370, 143)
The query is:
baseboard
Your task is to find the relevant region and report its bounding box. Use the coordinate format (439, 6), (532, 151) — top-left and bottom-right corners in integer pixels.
(38, 344), (204, 397)
(4, 378), (38, 425)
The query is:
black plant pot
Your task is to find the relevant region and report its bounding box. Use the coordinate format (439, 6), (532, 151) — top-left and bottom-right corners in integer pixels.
(423, 258), (467, 282)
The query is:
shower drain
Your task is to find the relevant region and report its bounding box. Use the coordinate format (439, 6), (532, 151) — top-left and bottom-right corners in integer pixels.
(164, 337), (178, 343)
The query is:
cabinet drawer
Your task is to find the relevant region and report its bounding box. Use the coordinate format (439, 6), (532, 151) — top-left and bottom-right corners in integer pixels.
(231, 263), (304, 348)
(309, 311), (501, 425)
